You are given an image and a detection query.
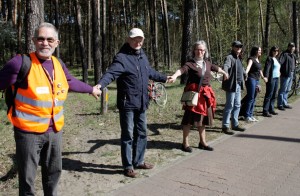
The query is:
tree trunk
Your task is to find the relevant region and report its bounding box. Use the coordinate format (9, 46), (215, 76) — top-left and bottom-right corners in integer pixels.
(2, 0), (7, 20)
(161, 0), (171, 69)
(54, 0), (60, 57)
(91, 0), (101, 84)
(181, 0), (195, 84)
(7, 0), (13, 22)
(16, 0), (22, 53)
(246, 0), (249, 52)
(292, 1), (299, 58)
(25, 0), (44, 53)
(122, 0), (128, 32)
(75, 0), (88, 83)
(101, 0), (106, 73)
(203, 0), (211, 53)
(148, 0), (158, 69)
(258, 0), (264, 45)
(87, 0), (92, 69)
(264, 0), (271, 54)
(108, 0), (113, 62)
(68, 0), (74, 67)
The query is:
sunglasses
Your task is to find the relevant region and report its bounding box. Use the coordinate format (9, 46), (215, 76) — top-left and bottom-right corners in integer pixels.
(35, 37), (56, 43)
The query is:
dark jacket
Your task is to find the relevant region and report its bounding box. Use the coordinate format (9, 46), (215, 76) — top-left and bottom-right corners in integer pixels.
(222, 52), (246, 92)
(279, 50), (296, 77)
(263, 56), (275, 81)
(98, 43), (167, 110)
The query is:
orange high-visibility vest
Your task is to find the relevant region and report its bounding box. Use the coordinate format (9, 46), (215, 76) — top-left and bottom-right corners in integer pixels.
(8, 52), (69, 133)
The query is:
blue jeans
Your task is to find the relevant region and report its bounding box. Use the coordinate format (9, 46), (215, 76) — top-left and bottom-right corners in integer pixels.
(14, 130), (62, 196)
(263, 77), (279, 113)
(244, 78), (259, 118)
(278, 74), (292, 107)
(222, 84), (241, 128)
(119, 109), (148, 170)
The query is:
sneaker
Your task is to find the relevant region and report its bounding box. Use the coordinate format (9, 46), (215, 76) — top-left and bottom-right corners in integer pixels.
(232, 126), (246, 132)
(278, 106), (285, 111)
(251, 117), (258, 122)
(222, 127), (234, 135)
(124, 169), (137, 178)
(246, 117), (254, 123)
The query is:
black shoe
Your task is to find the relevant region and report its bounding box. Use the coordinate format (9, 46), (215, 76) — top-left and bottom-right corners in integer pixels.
(222, 127), (234, 135)
(278, 106), (285, 111)
(181, 144), (192, 153)
(232, 126), (246, 132)
(270, 111), (278, 115)
(283, 105), (292, 109)
(262, 113), (272, 117)
(198, 143), (214, 151)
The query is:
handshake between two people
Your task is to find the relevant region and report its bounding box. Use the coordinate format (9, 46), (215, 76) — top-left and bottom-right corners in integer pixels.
(91, 85), (102, 100)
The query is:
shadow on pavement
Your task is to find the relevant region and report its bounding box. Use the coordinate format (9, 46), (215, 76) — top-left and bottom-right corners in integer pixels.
(235, 134), (300, 143)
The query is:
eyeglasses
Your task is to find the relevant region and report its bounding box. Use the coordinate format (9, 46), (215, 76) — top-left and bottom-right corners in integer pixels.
(35, 37), (57, 43)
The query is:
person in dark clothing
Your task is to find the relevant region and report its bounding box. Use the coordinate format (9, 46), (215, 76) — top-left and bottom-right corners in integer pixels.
(221, 41), (246, 135)
(169, 40), (228, 153)
(0, 22), (101, 196)
(277, 42), (297, 110)
(262, 46), (281, 117)
(95, 28), (169, 178)
(243, 46), (267, 122)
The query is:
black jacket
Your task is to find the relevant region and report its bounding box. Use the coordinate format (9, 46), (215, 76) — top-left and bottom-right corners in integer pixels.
(98, 43), (167, 110)
(279, 50), (296, 77)
(263, 56), (275, 81)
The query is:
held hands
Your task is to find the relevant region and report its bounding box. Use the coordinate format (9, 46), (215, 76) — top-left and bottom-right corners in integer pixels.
(223, 72), (229, 81)
(167, 75), (177, 83)
(263, 77), (268, 83)
(91, 84), (102, 100)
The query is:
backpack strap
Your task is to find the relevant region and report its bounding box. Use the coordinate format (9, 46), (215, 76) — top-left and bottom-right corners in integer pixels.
(11, 54), (31, 116)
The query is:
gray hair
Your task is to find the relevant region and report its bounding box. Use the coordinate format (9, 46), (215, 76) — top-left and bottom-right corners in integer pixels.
(34, 22), (59, 39)
(191, 40), (209, 59)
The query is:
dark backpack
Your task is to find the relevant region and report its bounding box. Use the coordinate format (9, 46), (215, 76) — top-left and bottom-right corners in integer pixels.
(4, 54), (31, 115)
(3, 54), (64, 115)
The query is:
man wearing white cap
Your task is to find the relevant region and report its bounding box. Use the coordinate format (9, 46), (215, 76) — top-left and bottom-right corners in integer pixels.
(95, 28), (168, 177)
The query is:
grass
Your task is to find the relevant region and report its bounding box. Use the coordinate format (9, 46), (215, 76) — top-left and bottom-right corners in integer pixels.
(0, 73), (299, 193)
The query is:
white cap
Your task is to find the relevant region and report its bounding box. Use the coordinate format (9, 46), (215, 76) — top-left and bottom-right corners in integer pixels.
(128, 28), (144, 38)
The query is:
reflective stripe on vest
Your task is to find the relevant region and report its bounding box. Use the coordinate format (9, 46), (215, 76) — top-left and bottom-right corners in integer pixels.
(15, 93), (53, 107)
(15, 109), (50, 124)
